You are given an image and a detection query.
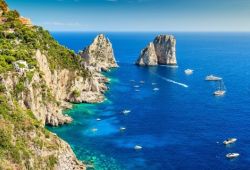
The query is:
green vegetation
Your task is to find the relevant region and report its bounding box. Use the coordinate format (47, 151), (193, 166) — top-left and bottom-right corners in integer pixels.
(0, 0), (85, 168)
(72, 89), (81, 98)
(0, 0), (88, 77)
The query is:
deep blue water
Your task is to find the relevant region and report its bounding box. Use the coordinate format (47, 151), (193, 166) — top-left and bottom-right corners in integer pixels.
(49, 32), (250, 170)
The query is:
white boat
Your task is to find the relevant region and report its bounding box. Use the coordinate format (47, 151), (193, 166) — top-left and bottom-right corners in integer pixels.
(134, 145), (142, 150)
(134, 85), (140, 88)
(214, 90), (226, 96)
(96, 118), (101, 121)
(122, 110), (131, 115)
(223, 138), (237, 145)
(185, 69), (194, 75)
(120, 127), (126, 131)
(135, 89), (140, 92)
(153, 88), (159, 91)
(214, 80), (226, 96)
(140, 81), (145, 84)
(226, 153), (240, 159)
(205, 75), (222, 81)
(91, 128), (98, 132)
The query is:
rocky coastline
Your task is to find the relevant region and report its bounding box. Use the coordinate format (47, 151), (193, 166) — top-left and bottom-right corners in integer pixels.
(0, 1), (118, 168)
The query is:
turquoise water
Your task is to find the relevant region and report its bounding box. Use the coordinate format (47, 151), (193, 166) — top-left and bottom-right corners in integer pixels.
(49, 32), (250, 170)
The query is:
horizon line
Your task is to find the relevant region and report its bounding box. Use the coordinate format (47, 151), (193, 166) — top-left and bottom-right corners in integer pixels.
(49, 30), (250, 33)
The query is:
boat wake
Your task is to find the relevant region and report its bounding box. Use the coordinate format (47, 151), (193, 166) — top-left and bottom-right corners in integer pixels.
(151, 72), (188, 88)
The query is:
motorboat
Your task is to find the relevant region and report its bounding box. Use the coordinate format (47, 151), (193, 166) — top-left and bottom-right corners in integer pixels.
(185, 69), (194, 75)
(226, 153), (240, 159)
(134, 145), (142, 150)
(96, 118), (101, 121)
(205, 75), (222, 81)
(223, 138), (237, 145)
(134, 85), (140, 88)
(153, 88), (160, 91)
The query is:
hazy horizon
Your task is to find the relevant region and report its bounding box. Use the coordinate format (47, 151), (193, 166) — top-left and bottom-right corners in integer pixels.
(6, 0), (250, 32)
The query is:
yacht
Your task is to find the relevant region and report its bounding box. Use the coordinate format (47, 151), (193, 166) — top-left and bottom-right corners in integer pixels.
(223, 138), (237, 145)
(134, 145), (142, 150)
(185, 69), (194, 75)
(226, 153), (240, 159)
(205, 75), (222, 81)
(214, 80), (226, 96)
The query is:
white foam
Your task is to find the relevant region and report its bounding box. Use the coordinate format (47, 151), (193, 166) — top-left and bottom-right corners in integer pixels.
(151, 72), (188, 88)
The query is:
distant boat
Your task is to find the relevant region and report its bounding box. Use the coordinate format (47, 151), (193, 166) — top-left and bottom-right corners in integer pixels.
(134, 85), (140, 88)
(226, 153), (240, 159)
(120, 127), (126, 131)
(140, 81), (145, 84)
(96, 118), (101, 121)
(134, 145), (142, 150)
(223, 138), (237, 145)
(152, 83), (157, 85)
(122, 110), (131, 115)
(205, 75), (222, 81)
(214, 80), (226, 96)
(91, 128), (98, 132)
(185, 69), (194, 75)
(153, 88), (159, 91)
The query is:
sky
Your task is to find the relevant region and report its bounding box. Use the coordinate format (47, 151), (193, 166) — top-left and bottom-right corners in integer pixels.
(5, 0), (250, 32)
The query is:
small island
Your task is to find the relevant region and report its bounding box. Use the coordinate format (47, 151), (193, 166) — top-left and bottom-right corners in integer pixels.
(136, 35), (177, 66)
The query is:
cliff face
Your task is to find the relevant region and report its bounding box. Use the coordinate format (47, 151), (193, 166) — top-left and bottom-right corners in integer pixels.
(2, 50), (108, 127)
(136, 35), (177, 66)
(0, 1), (114, 169)
(80, 34), (118, 72)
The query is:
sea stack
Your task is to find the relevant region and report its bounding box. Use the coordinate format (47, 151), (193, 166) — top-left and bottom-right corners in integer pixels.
(136, 35), (177, 66)
(80, 34), (118, 72)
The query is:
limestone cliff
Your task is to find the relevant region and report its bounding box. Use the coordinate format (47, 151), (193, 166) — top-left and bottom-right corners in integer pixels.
(0, 0), (112, 169)
(80, 34), (118, 72)
(136, 35), (177, 66)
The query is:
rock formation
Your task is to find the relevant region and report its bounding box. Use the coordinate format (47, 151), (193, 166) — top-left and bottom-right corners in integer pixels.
(80, 34), (118, 72)
(136, 35), (177, 66)
(2, 50), (109, 127)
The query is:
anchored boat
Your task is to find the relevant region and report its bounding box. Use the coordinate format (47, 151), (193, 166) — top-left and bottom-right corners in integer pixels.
(185, 69), (194, 75)
(134, 145), (142, 150)
(223, 138), (237, 145)
(214, 80), (226, 96)
(122, 110), (131, 115)
(205, 75), (222, 81)
(226, 153), (240, 159)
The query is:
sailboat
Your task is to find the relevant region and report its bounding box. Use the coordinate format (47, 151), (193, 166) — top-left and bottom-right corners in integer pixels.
(214, 80), (226, 96)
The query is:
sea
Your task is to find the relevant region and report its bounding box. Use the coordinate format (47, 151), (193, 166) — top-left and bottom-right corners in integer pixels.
(48, 32), (250, 170)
